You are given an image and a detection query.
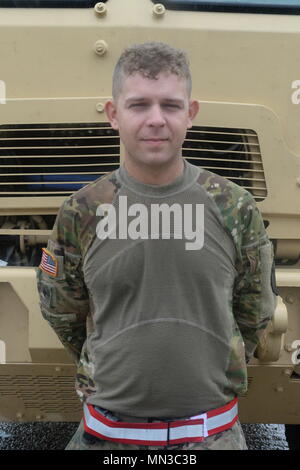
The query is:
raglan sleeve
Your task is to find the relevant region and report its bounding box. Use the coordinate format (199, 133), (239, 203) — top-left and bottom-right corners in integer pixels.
(232, 192), (278, 363)
(36, 197), (90, 364)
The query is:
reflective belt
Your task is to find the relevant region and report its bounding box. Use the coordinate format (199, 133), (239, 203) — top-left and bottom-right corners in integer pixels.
(83, 397), (238, 446)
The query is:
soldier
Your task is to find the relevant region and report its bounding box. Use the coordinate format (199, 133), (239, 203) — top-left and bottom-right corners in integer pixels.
(37, 42), (277, 450)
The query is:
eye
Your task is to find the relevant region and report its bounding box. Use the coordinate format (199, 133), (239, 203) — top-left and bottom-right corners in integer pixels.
(129, 103), (147, 108)
(163, 103), (181, 109)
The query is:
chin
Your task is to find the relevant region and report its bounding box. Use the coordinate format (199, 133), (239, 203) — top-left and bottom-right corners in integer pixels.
(142, 154), (177, 166)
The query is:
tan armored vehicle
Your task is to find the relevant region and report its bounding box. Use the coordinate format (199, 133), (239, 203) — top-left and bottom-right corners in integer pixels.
(0, 0), (300, 448)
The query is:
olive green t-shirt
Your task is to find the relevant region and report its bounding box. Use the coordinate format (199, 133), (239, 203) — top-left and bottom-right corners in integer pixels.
(83, 161), (243, 418)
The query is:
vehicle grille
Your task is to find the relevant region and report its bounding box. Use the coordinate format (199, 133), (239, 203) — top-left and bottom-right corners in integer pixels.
(0, 366), (82, 421)
(0, 123), (266, 201)
(0, 122), (120, 197)
(0, 373), (81, 414)
(183, 126), (267, 201)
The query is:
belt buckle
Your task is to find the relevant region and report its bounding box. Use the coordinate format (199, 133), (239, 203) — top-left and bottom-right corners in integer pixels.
(189, 411), (208, 438)
(168, 411), (208, 445)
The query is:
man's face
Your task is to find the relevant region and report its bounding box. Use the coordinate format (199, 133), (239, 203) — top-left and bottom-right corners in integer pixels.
(105, 71), (199, 174)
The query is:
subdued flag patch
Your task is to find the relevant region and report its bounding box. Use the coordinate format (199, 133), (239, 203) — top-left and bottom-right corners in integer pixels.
(39, 248), (58, 277)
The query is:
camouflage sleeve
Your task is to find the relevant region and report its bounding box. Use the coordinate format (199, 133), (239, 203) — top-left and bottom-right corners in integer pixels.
(37, 197), (90, 364)
(232, 192), (277, 362)
(197, 170), (277, 363)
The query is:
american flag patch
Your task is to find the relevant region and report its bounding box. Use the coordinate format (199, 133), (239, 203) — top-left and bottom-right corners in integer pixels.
(39, 248), (58, 277)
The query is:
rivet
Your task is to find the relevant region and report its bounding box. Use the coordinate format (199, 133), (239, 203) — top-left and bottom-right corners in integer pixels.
(96, 102), (104, 113)
(55, 366), (61, 372)
(36, 414), (42, 420)
(275, 386), (284, 392)
(16, 412), (23, 419)
(283, 368), (292, 377)
(94, 2), (107, 16)
(153, 3), (166, 16)
(94, 40), (108, 56)
(285, 343), (294, 353)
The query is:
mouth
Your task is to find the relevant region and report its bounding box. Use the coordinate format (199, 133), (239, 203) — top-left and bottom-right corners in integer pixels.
(141, 138), (168, 143)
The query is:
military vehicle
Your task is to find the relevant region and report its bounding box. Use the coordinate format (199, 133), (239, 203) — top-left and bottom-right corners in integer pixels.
(0, 0), (299, 448)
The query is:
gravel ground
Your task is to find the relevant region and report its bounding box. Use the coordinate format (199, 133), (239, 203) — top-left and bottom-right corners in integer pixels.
(0, 422), (290, 450)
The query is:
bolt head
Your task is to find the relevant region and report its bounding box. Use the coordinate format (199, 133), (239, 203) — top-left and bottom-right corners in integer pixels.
(153, 3), (166, 16)
(94, 2), (107, 16)
(94, 40), (108, 56)
(96, 103), (104, 113)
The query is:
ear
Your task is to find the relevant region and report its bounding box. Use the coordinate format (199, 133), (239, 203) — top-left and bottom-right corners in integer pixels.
(187, 100), (200, 129)
(105, 100), (119, 130)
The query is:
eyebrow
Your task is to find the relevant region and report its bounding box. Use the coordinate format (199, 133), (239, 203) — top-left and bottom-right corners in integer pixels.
(163, 98), (185, 105)
(125, 98), (146, 104)
(125, 97), (185, 105)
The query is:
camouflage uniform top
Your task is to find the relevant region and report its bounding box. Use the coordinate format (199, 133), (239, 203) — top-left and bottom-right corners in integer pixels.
(37, 160), (276, 417)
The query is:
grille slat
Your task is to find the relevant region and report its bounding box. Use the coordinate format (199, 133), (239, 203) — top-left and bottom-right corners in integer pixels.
(183, 147), (261, 156)
(185, 138), (260, 146)
(0, 123), (267, 200)
(179, 157), (263, 165)
(0, 145), (119, 150)
(0, 163), (118, 168)
(1, 191), (103, 195)
(0, 154), (120, 159)
(196, 166), (264, 173)
(187, 129), (257, 137)
(0, 180), (99, 185)
(0, 136), (119, 142)
(0, 167), (118, 176)
(0, 125), (113, 132)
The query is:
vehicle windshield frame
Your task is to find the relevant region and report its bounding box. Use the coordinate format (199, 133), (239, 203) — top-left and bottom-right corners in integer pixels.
(0, 0), (106, 8)
(155, 0), (300, 15)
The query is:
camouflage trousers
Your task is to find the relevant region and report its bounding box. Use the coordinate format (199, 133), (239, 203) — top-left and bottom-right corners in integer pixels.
(65, 418), (247, 450)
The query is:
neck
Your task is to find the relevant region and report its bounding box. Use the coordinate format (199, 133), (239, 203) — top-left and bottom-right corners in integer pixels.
(123, 159), (184, 186)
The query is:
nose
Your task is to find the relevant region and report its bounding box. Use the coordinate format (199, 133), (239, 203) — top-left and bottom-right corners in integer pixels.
(146, 104), (166, 127)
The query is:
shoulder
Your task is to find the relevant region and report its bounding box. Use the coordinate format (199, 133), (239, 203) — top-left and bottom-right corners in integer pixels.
(63, 171), (120, 214)
(196, 168), (254, 210)
(53, 171), (120, 256)
(57, 171), (120, 227)
(196, 169), (266, 248)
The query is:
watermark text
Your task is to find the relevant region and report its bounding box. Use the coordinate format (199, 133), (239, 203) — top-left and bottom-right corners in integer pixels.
(96, 196), (204, 250)
(291, 340), (300, 365)
(0, 80), (6, 104)
(291, 80), (300, 104)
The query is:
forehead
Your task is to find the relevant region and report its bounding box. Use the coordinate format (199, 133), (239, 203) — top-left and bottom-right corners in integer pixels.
(117, 72), (189, 101)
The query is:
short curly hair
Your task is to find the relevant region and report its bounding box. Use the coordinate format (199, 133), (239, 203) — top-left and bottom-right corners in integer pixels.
(112, 42), (192, 99)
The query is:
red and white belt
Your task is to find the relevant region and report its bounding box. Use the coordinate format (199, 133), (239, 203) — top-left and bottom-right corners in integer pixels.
(83, 397), (238, 446)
